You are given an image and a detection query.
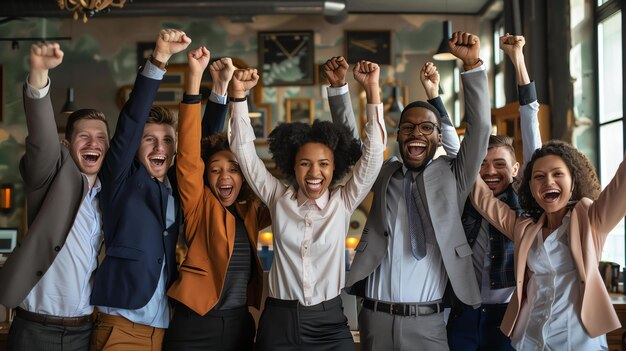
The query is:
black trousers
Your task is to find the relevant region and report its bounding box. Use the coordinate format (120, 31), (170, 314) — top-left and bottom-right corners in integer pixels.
(256, 296), (354, 351)
(162, 302), (255, 351)
(8, 313), (92, 351)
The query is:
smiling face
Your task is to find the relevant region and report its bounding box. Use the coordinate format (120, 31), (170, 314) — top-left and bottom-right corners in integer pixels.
(480, 146), (520, 196)
(136, 123), (176, 182)
(294, 142), (335, 200)
(397, 107), (441, 170)
(530, 154), (573, 216)
(67, 119), (110, 178)
(206, 150), (243, 207)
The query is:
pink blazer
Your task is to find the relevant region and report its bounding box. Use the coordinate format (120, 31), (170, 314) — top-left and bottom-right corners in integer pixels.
(471, 154), (626, 338)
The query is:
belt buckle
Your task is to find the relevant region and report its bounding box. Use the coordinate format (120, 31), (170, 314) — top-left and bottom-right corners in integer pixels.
(390, 303), (404, 315)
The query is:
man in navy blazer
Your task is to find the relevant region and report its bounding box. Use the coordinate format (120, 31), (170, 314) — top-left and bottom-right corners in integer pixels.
(89, 29), (191, 350)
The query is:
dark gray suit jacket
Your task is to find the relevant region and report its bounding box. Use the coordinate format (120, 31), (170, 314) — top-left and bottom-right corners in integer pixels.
(331, 69), (491, 306)
(0, 89), (88, 308)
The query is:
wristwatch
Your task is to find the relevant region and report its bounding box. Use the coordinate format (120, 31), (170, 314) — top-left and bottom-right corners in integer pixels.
(464, 58), (483, 71)
(148, 55), (167, 70)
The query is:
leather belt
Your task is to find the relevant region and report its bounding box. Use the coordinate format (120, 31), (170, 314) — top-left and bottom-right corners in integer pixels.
(362, 298), (444, 317)
(16, 307), (92, 327)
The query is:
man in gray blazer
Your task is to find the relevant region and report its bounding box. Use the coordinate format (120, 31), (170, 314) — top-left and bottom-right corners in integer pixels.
(326, 31), (491, 351)
(0, 43), (111, 351)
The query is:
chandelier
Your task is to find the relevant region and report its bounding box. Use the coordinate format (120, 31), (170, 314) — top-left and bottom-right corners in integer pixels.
(57, 0), (128, 23)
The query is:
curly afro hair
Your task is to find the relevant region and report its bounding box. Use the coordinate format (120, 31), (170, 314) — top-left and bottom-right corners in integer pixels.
(201, 132), (253, 202)
(268, 120), (362, 188)
(519, 140), (601, 220)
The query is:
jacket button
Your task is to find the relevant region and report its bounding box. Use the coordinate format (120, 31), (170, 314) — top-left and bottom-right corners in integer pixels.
(383, 231), (388, 237)
(163, 230), (168, 237)
(157, 258), (163, 264)
(36, 270), (43, 276)
(54, 246), (61, 252)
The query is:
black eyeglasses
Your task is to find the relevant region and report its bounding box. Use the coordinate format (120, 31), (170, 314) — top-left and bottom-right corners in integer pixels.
(398, 121), (440, 136)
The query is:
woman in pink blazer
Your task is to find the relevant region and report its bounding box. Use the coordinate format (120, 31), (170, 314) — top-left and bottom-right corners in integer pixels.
(472, 140), (625, 350)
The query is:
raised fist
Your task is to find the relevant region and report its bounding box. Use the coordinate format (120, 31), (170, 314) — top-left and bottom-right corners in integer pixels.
(420, 62), (440, 100)
(187, 46), (211, 76)
(323, 56), (349, 88)
(153, 29), (192, 63)
(229, 68), (259, 99)
(210, 57), (235, 96)
(448, 31), (481, 67)
(353, 60), (380, 88)
(500, 33), (525, 60)
(30, 43), (64, 71)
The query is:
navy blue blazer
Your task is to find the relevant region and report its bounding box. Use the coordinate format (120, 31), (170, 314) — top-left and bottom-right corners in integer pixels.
(91, 73), (228, 309)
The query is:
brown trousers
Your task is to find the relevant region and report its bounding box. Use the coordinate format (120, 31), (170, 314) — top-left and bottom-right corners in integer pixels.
(89, 313), (165, 351)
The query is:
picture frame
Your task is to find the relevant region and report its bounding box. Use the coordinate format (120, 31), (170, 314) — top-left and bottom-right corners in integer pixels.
(136, 42), (154, 69)
(117, 85), (183, 110)
(285, 98), (314, 124)
(345, 30), (392, 65)
(251, 103), (272, 141)
(259, 31), (315, 86)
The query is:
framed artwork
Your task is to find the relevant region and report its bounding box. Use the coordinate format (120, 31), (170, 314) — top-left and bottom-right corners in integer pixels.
(161, 64), (187, 85)
(0, 64), (4, 122)
(345, 30), (392, 65)
(259, 31), (315, 86)
(251, 103), (272, 141)
(285, 98), (314, 124)
(117, 85), (183, 110)
(136, 42), (154, 68)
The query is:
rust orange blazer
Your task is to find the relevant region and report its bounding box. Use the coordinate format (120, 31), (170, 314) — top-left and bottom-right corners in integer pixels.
(167, 102), (271, 316)
(472, 153), (626, 338)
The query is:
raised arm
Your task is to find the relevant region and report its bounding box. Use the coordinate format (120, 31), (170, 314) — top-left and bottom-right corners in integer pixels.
(340, 60), (386, 211)
(589, 152), (626, 244)
(420, 61), (460, 156)
(176, 46), (211, 234)
(325, 56), (360, 141)
(501, 34), (541, 170)
(471, 177), (517, 239)
(228, 69), (282, 206)
(101, 29), (191, 186)
(202, 58), (234, 137)
(448, 31), (492, 200)
(20, 43), (65, 189)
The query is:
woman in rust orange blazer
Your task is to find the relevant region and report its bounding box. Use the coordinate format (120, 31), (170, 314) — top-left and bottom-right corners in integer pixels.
(472, 140), (625, 351)
(163, 48), (271, 351)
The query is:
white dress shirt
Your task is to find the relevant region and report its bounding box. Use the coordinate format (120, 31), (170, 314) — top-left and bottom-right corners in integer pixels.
(229, 100), (386, 305)
(511, 212), (607, 350)
(21, 177), (103, 317)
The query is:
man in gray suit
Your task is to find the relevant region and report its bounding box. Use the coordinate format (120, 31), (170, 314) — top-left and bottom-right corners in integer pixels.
(0, 43), (110, 351)
(325, 31), (491, 350)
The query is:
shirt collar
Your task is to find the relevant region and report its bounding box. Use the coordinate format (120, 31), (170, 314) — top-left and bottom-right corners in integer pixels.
(296, 187), (330, 210)
(402, 159), (433, 176)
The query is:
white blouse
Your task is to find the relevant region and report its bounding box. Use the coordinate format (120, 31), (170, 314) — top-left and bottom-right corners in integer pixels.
(511, 212), (608, 351)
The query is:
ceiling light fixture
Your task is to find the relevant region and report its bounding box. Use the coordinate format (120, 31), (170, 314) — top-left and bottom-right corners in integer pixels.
(433, 20), (456, 61)
(57, 0), (128, 23)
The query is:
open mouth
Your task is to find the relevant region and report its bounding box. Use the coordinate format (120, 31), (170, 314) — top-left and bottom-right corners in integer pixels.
(406, 140), (427, 159)
(541, 189), (561, 202)
(81, 152), (101, 164)
(218, 185), (234, 198)
(483, 177), (501, 188)
(305, 178), (323, 193)
(150, 155), (166, 167)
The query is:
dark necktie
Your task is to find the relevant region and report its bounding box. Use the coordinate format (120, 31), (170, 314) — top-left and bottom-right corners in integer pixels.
(404, 171), (426, 260)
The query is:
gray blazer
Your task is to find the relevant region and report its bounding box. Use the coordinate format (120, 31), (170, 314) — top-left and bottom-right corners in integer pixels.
(0, 89), (88, 308)
(331, 70), (491, 306)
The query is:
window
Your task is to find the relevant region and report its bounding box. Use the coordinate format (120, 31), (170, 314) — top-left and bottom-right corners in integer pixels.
(596, 4), (625, 265)
(493, 16), (506, 108)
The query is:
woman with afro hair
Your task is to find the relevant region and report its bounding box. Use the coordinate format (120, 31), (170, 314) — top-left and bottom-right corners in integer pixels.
(471, 140), (626, 350)
(228, 62), (386, 351)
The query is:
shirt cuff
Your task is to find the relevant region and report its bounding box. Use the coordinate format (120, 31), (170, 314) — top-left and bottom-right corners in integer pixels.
(24, 76), (50, 99)
(518, 81), (538, 105)
(209, 91), (227, 105)
(182, 93), (202, 104)
(140, 59), (165, 80)
(461, 64), (486, 75)
(327, 83), (349, 97)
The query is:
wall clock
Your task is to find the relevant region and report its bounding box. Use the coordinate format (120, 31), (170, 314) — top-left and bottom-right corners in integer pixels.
(259, 31), (315, 86)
